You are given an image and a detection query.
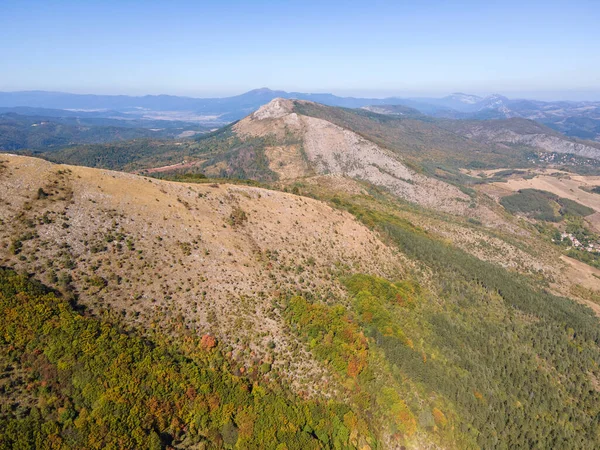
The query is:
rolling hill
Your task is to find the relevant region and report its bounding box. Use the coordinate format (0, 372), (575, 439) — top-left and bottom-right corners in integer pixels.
(39, 98), (600, 222)
(438, 118), (600, 161)
(45, 98), (506, 219)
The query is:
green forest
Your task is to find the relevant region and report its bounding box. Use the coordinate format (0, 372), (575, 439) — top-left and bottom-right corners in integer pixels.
(500, 188), (594, 221)
(320, 193), (600, 449)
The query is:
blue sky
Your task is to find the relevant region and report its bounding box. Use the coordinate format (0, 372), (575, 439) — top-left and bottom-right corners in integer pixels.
(1, 0), (599, 100)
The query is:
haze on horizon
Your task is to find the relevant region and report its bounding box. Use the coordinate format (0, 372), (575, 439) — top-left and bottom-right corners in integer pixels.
(1, 0), (599, 101)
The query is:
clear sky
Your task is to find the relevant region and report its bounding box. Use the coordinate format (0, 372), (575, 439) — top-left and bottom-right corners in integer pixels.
(1, 0), (599, 100)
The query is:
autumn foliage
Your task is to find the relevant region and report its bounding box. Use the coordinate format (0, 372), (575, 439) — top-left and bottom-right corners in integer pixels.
(200, 333), (217, 350)
(0, 269), (376, 449)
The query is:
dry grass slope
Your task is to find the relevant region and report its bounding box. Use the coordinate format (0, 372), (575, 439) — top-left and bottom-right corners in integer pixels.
(0, 154), (402, 394)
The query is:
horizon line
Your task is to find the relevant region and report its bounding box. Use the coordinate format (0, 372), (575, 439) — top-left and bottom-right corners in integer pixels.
(1, 87), (600, 103)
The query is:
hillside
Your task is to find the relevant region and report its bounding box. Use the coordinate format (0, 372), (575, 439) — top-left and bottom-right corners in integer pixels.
(44, 100), (516, 220)
(291, 101), (525, 170)
(42, 98), (600, 229)
(360, 105), (424, 117)
(44, 99), (600, 181)
(2, 154), (600, 448)
(391, 94), (600, 142)
(0, 154), (400, 377)
(285, 100), (600, 174)
(229, 98), (482, 215)
(439, 118), (600, 161)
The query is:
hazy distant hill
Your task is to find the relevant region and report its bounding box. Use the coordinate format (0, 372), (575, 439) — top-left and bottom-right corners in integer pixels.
(0, 88), (403, 118)
(0, 112), (207, 151)
(360, 104), (424, 117)
(437, 118), (600, 161)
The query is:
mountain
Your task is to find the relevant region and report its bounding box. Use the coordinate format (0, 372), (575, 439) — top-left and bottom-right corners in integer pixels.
(418, 96), (600, 141)
(369, 95), (600, 142)
(3, 148), (600, 448)
(445, 92), (483, 105)
(0, 105), (130, 118)
(43, 98), (514, 216)
(406, 93), (485, 112)
(41, 98), (600, 201)
(227, 98), (479, 215)
(0, 88), (404, 121)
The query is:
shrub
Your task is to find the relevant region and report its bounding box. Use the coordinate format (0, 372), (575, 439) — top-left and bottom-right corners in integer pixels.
(200, 334), (217, 350)
(228, 207), (248, 227)
(36, 187), (48, 199)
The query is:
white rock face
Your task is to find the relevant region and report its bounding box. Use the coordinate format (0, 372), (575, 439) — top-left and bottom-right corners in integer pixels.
(252, 98), (295, 120)
(299, 115), (469, 211)
(233, 98), (483, 215)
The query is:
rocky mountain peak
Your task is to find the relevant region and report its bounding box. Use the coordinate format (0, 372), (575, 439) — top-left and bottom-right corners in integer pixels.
(252, 97), (296, 120)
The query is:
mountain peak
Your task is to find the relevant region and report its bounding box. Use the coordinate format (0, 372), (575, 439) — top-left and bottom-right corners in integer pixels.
(485, 93), (509, 101)
(252, 97), (295, 119)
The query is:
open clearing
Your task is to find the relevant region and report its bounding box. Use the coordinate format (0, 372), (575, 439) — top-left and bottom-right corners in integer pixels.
(476, 169), (600, 229)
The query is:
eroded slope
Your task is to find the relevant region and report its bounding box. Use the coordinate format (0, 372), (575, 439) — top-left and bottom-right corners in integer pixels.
(233, 99), (481, 215)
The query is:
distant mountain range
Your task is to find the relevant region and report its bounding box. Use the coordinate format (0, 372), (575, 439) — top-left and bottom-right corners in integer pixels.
(1, 88), (600, 142)
(0, 88), (400, 121)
